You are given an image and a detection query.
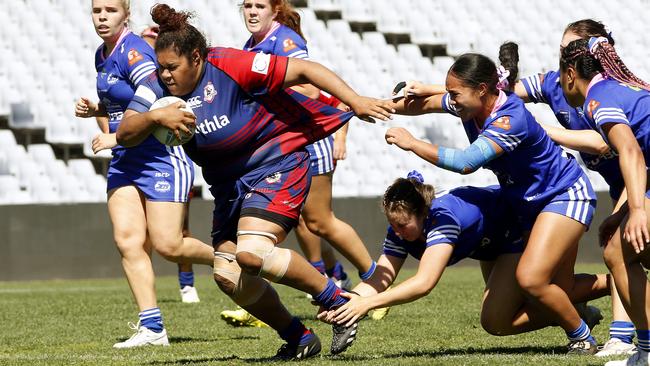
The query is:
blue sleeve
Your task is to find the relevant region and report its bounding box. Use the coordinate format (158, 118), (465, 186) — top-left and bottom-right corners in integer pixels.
(425, 213), (461, 247)
(482, 114), (526, 153)
(273, 30), (309, 59)
(382, 228), (408, 258)
(520, 71), (555, 104)
(121, 40), (158, 87)
(127, 74), (165, 113)
(441, 93), (459, 117)
(588, 97), (630, 129)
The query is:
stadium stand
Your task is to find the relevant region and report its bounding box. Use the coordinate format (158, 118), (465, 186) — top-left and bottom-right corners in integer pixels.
(0, 0), (648, 204)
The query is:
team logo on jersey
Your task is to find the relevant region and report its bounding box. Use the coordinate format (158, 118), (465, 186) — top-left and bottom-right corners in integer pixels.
(492, 116), (511, 130)
(127, 48), (143, 66)
(588, 100), (600, 118)
(186, 96), (202, 109)
(252, 52), (270, 75)
(283, 38), (297, 53)
(203, 82), (217, 103)
(265, 172), (282, 184)
(107, 74), (119, 85)
(154, 181), (171, 192)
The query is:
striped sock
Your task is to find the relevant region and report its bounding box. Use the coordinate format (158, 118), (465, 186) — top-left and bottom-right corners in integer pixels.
(359, 261), (377, 281)
(178, 271), (194, 288)
(139, 307), (164, 333)
(309, 260), (326, 275)
(637, 330), (650, 352)
(566, 319), (595, 344)
(610, 321), (635, 344)
(314, 278), (347, 310)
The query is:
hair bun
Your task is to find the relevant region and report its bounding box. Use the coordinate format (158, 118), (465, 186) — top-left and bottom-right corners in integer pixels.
(151, 3), (190, 32)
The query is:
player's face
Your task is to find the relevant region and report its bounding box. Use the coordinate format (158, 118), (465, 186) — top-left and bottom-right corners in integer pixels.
(559, 66), (584, 108)
(445, 73), (485, 121)
(91, 0), (128, 41)
(157, 48), (202, 96)
(243, 0), (278, 37)
(388, 212), (423, 242)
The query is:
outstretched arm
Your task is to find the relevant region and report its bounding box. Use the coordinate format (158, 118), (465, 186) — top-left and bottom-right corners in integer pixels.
(542, 124), (611, 155)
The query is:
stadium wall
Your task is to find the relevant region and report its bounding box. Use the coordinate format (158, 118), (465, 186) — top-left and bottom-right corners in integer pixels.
(0, 192), (611, 281)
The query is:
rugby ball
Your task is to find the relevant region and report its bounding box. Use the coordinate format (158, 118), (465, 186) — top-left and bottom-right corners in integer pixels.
(149, 96), (196, 146)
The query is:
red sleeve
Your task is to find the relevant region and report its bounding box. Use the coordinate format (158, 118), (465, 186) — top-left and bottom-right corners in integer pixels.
(206, 47), (288, 96)
(317, 92), (342, 108)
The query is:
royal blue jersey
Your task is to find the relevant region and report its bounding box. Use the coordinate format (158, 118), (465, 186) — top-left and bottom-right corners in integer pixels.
(127, 47), (353, 185)
(244, 22), (309, 60)
(95, 29), (159, 150)
(584, 76), (650, 165)
(521, 70), (623, 199)
(382, 186), (523, 265)
(441, 91), (584, 208)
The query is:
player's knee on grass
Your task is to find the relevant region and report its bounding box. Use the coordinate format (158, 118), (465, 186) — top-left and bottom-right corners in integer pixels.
(480, 310), (509, 336)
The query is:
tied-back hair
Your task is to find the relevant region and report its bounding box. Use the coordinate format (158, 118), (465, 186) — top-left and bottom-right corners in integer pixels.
(564, 19), (615, 46)
(560, 38), (650, 92)
(498, 42), (519, 90)
(382, 178), (436, 219)
(240, 0), (305, 39)
(448, 53), (499, 94)
(150, 3), (208, 60)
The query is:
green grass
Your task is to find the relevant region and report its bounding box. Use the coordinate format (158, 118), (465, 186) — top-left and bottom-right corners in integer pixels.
(0, 264), (622, 365)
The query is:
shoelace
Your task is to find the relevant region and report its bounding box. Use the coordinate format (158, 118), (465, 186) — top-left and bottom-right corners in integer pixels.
(124, 321), (142, 341)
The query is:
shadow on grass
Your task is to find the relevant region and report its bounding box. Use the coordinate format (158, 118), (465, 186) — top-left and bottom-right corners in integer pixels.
(146, 345), (571, 365)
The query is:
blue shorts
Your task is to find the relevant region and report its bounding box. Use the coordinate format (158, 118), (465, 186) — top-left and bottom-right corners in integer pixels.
(107, 145), (194, 202)
(517, 175), (596, 230)
(305, 136), (335, 176)
(210, 151), (311, 245)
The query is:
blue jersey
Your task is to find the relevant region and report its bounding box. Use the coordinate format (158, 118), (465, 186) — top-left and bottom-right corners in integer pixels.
(584, 76), (650, 165)
(244, 22), (309, 60)
(382, 186), (523, 265)
(521, 70), (623, 199)
(127, 47), (353, 185)
(441, 91), (584, 209)
(95, 29), (159, 150)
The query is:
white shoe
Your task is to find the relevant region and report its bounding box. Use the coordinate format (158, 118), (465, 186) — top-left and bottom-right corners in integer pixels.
(113, 322), (170, 348)
(180, 286), (200, 303)
(596, 338), (637, 357)
(605, 350), (649, 366)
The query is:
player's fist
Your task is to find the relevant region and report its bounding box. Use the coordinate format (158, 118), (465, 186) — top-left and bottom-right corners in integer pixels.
(385, 127), (416, 151)
(75, 97), (99, 118)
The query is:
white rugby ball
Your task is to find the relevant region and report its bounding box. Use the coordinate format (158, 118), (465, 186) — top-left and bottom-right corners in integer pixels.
(149, 96), (196, 146)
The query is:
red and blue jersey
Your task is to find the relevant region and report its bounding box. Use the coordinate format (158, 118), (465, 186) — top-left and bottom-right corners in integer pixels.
(244, 21), (309, 60)
(584, 75), (650, 165)
(95, 29), (159, 150)
(441, 91), (585, 208)
(382, 186), (523, 265)
(522, 70), (623, 199)
(127, 47), (353, 185)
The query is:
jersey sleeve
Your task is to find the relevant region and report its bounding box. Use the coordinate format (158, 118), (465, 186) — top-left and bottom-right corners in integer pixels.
(123, 43), (158, 87)
(127, 73), (165, 113)
(441, 93), (460, 117)
(587, 95), (630, 131)
(207, 47), (288, 96)
(425, 212), (461, 247)
(481, 113), (526, 153)
(382, 227), (408, 258)
(520, 71), (554, 104)
(274, 32), (309, 59)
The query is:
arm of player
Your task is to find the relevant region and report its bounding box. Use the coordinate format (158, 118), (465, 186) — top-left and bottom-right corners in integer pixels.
(541, 124), (611, 155)
(331, 244), (453, 326)
(116, 103), (196, 147)
(75, 97), (108, 118)
(385, 127), (503, 174)
(601, 123), (649, 252)
(512, 80), (532, 103)
(282, 58), (395, 122)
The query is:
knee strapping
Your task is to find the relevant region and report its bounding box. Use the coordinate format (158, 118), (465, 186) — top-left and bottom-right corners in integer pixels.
(213, 251), (267, 306)
(236, 232), (291, 282)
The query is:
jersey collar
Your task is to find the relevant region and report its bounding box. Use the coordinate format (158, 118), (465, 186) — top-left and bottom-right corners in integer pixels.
(245, 21), (281, 51)
(99, 28), (131, 61)
(585, 73), (606, 96)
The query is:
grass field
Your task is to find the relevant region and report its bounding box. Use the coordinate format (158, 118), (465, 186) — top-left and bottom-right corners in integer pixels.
(0, 263), (625, 365)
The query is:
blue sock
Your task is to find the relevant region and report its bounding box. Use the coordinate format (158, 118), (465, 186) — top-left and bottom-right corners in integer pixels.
(278, 317), (314, 346)
(358, 261), (377, 281)
(178, 271), (194, 288)
(309, 260), (326, 275)
(314, 278), (347, 310)
(566, 319), (595, 344)
(637, 330), (650, 352)
(610, 321), (635, 344)
(326, 261), (347, 281)
(139, 307), (164, 333)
